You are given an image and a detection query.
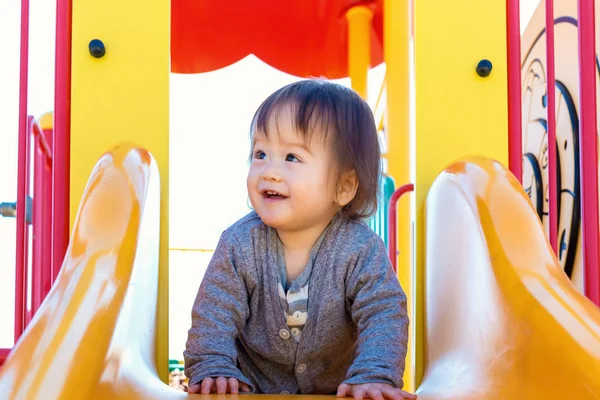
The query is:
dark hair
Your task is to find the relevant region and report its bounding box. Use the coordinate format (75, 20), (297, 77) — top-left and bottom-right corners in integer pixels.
(249, 79), (381, 219)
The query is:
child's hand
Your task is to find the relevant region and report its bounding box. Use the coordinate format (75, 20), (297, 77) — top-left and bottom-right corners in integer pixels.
(188, 377), (251, 394)
(337, 383), (417, 400)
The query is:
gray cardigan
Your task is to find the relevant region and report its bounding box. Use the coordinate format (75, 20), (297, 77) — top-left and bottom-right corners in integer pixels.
(184, 211), (409, 394)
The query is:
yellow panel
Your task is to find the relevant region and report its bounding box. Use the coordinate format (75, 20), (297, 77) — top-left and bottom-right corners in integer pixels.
(412, 0), (509, 385)
(70, 0), (169, 382)
(416, 157), (600, 399)
(384, 0), (413, 390)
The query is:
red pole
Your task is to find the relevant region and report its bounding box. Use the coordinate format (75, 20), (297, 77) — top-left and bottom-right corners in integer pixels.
(24, 121), (33, 328)
(506, 0), (522, 183)
(53, 0), (72, 280)
(545, 0), (558, 254)
(387, 184), (414, 272)
(577, 0), (600, 306)
(42, 127), (54, 300)
(32, 123), (44, 316)
(15, 0), (30, 342)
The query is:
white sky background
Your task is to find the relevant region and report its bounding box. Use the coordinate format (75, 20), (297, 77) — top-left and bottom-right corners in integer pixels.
(0, 0), (541, 357)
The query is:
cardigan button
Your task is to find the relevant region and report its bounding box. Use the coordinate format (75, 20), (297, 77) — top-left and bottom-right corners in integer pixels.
(279, 329), (290, 339)
(280, 390), (290, 395)
(296, 363), (307, 374)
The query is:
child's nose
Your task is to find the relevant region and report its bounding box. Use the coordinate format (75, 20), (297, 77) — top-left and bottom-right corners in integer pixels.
(261, 163), (283, 182)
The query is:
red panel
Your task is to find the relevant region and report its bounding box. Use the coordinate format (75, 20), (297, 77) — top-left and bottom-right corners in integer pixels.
(171, 0), (384, 78)
(30, 120), (53, 316)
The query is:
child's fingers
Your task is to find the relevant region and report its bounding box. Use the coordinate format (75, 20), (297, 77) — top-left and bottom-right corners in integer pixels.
(240, 382), (252, 392)
(398, 389), (417, 399)
(336, 383), (351, 397)
(228, 378), (239, 394)
(380, 387), (417, 400)
(215, 377), (228, 394)
(366, 388), (385, 400)
(352, 386), (366, 400)
(380, 387), (404, 400)
(201, 378), (214, 394)
(188, 383), (202, 394)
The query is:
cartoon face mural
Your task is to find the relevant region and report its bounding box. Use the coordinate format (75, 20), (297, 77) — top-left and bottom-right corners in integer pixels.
(521, 0), (600, 293)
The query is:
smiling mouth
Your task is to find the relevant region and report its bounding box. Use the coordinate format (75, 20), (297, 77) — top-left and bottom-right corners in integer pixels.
(262, 190), (288, 200)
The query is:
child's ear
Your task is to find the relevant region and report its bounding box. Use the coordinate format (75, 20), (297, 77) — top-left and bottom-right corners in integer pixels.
(337, 170), (359, 207)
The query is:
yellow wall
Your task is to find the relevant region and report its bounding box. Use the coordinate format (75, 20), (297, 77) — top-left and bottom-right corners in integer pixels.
(70, 0), (170, 382)
(412, 0), (509, 385)
(384, 0), (414, 391)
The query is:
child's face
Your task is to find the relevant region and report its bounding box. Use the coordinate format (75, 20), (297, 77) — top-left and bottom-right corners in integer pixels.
(247, 109), (341, 232)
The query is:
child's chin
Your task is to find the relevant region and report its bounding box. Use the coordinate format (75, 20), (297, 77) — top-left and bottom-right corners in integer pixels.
(257, 212), (289, 230)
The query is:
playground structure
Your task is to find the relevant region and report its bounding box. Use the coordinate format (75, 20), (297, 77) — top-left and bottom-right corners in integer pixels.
(0, 0), (599, 398)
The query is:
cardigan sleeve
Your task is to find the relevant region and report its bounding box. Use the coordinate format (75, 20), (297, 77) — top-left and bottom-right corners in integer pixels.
(183, 230), (255, 392)
(343, 235), (410, 389)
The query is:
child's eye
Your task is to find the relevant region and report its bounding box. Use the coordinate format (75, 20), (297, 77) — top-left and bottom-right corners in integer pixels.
(285, 154), (300, 162)
(253, 150), (266, 160)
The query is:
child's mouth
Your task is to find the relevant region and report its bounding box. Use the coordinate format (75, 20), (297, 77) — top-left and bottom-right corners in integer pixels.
(262, 190), (288, 201)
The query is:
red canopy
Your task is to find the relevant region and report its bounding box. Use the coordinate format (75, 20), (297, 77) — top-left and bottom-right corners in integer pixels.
(171, 0), (384, 79)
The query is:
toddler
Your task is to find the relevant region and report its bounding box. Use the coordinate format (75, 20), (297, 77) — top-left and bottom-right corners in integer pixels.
(184, 79), (414, 400)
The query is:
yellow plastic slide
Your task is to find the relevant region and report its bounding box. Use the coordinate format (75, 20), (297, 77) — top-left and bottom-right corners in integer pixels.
(0, 146), (598, 399)
(416, 157), (600, 399)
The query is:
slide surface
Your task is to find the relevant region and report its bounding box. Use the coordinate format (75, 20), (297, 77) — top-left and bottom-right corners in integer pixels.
(417, 157), (600, 399)
(0, 147), (598, 399)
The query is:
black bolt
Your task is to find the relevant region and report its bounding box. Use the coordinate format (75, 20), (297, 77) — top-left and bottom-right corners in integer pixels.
(89, 39), (106, 58)
(476, 59), (493, 77)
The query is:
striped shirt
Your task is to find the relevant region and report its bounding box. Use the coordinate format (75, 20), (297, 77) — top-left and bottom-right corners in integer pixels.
(275, 229), (327, 342)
